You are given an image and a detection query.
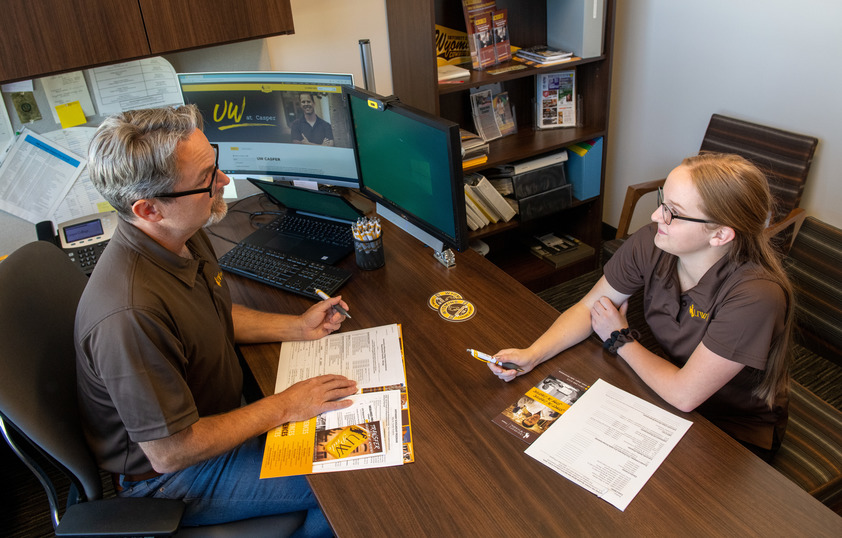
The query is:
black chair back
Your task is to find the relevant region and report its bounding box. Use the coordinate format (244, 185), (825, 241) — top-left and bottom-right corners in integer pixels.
(0, 241), (100, 510)
(700, 114), (818, 221)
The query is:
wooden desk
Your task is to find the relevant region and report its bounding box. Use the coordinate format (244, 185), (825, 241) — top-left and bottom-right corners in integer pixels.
(209, 195), (842, 536)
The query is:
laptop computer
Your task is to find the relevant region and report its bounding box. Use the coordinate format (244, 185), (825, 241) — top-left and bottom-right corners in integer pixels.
(239, 179), (364, 264)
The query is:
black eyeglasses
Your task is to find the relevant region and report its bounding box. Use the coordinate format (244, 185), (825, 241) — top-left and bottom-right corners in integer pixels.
(657, 187), (714, 225)
(153, 144), (219, 199)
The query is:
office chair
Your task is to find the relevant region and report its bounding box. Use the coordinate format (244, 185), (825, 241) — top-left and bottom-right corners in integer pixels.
(603, 114), (818, 260)
(0, 241), (305, 536)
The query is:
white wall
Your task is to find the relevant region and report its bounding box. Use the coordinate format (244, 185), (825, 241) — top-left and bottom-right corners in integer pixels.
(607, 0), (842, 233)
(266, 0), (392, 96)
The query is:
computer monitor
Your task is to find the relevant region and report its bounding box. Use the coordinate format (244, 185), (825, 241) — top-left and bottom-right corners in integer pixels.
(177, 71), (359, 189)
(343, 86), (468, 262)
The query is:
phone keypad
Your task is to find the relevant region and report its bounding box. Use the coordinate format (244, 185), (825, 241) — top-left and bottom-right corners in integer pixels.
(67, 241), (109, 276)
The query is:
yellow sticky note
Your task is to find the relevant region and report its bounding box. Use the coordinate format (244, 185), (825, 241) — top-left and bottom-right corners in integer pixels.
(97, 201), (115, 212)
(56, 101), (86, 129)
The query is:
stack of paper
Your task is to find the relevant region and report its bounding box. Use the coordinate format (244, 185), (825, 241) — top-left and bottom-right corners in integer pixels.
(513, 45), (575, 66)
(438, 64), (471, 82)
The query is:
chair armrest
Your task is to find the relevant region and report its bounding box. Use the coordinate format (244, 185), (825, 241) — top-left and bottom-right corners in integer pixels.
(764, 208), (807, 253)
(56, 497), (185, 537)
(615, 178), (666, 239)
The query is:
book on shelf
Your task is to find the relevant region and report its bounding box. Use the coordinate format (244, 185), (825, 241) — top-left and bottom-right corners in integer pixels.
(459, 128), (489, 170)
(536, 70), (576, 129)
(464, 184), (497, 225)
(529, 233), (595, 269)
(438, 63), (471, 82)
(493, 368), (589, 444)
(514, 45), (574, 63)
(512, 54), (580, 68)
(435, 24), (471, 67)
(460, 128), (489, 158)
(462, 154), (488, 170)
(463, 187), (487, 230)
(260, 324), (412, 478)
(491, 9), (511, 63)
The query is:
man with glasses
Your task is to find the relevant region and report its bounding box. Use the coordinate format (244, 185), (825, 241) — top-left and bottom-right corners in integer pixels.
(75, 105), (354, 535)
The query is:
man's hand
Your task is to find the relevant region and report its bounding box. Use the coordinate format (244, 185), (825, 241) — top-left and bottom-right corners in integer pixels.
(296, 296), (349, 340)
(139, 374), (357, 473)
(271, 374), (357, 424)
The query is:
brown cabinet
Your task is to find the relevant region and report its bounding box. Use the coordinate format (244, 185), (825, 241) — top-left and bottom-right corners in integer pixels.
(0, 0), (294, 84)
(385, 0), (616, 290)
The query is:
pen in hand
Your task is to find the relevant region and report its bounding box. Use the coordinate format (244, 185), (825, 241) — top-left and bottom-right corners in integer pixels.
(467, 348), (523, 372)
(314, 289), (351, 319)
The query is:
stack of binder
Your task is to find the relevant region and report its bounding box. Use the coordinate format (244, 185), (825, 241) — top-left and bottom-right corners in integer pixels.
(463, 173), (516, 231)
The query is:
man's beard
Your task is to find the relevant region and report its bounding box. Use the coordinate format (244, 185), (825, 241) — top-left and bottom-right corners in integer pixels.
(204, 190), (228, 227)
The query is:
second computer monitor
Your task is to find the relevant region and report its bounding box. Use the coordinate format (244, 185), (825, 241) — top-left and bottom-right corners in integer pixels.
(344, 86), (467, 254)
(178, 71), (359, 188)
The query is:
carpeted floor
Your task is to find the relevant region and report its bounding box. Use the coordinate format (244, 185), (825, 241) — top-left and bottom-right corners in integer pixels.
(537, 268), (842, 412)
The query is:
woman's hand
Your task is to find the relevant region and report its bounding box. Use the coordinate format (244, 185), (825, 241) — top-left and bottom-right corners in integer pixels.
(590, 296), (629, 342)
(487, 348), (536, 382)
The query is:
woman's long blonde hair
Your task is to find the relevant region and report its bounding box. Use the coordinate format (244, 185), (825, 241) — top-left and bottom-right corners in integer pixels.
(682, 153), (794, 408)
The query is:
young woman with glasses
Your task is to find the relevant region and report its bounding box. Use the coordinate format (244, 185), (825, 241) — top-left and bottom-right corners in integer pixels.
(488, 153), (794, 461)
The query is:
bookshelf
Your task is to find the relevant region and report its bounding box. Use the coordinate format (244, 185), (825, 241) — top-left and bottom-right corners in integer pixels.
(385, 0), (616, 290)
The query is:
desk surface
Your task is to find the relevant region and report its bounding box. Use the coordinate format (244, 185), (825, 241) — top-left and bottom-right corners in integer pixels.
(209, 194), (842, 536)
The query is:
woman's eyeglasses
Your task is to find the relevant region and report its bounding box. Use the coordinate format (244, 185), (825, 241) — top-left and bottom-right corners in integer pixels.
(657, 187), (714, 225)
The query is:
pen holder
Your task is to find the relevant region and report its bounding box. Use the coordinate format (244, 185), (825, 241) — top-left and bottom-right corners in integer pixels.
(354, 235), (385, 270)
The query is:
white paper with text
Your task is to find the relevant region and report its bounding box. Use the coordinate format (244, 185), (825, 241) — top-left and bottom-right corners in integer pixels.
(525, 378), (692, 511)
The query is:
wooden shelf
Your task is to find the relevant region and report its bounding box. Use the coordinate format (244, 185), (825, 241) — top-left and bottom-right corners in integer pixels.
(463, 127), (607, 172)
(386, 0), (616, 288)
(437, 56), (605, 96)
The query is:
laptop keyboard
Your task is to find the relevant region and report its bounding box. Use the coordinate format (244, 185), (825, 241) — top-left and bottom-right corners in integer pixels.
(264, 215), (353, 247)
(218, 243), (351, 300)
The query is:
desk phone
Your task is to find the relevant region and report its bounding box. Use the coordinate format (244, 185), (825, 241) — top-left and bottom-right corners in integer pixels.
(37, 211), (118, 276)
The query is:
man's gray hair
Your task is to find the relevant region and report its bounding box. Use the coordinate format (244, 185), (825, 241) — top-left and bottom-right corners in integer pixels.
(87, 105), (203, 220)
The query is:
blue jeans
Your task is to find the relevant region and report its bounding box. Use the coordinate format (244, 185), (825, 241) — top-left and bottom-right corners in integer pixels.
(117, 435), (331, 536)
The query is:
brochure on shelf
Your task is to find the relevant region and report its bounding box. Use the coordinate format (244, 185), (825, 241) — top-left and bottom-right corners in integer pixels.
(536, 70), (576, 129)
(461, 0), (497, 69)
(491, 9), (511, 62)
(470, 89), (502, 141)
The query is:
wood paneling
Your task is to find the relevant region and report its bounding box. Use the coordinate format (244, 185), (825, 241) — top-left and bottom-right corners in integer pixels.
(0, 0), (149, 82)
(140, 0), (294, 54)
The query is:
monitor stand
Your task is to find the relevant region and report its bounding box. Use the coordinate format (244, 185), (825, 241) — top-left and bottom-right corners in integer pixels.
(375, 203), (455, 267)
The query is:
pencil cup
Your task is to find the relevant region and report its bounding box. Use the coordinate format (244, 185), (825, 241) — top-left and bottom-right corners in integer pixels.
(354, 235), (385, 270)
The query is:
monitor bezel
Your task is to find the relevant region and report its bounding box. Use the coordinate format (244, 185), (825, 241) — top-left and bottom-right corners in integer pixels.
(177, 71), (360, 189)
(343, 86), (468, 253)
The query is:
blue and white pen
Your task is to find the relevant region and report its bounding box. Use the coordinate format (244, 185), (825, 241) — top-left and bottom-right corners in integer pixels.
(315, 289), (351, 319)
(467, 348), (523, 371)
